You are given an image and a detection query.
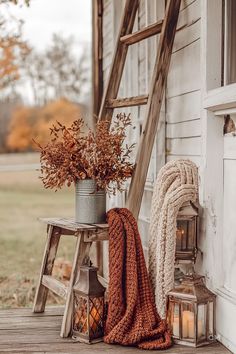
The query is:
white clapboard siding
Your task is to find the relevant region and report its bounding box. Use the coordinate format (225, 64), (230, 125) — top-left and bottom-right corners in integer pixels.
(223, 134), (236, 295)
(102, 0), (114, 85)
(166, 119), (201, 138)
(224, 135), (236, 159)
(177, 0), (200, 29)
(180, 0), (197, 11)
(166, 137), (201, 156)
(223, 159), (236, 294)
(174, 18), (200, 53)
(166, 0), (201, 168)
(166, 154), (201, 166)
(167, 39), (201, 98)
(166, 90), (201, 123)
(103, 1), (113, 58)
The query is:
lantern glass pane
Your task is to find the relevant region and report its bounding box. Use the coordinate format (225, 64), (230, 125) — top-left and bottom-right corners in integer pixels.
(73, 295), (88, 335)
(181, 303), (195, 340)
(208, 301), (214, 338)
(89, 296), (104, 339)
(197, 304), (206, 340)
(173, 303), (180, 337)
(187, 219), (195, 250)
(176, 219), (196, 252)
(176, 221), (188, 250)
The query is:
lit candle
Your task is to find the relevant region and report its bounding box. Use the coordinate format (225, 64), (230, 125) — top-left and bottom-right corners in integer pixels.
(182, 310), (194, 338)
(176, 228), (184, 250)
(188, 312), (195, 338)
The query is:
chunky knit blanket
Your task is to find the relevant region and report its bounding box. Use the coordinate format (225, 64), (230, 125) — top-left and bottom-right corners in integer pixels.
(104, 208), (172, 350)
(148, 159), (198, 319)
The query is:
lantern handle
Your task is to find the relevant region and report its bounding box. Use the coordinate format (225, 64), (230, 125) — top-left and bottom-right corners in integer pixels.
(82, 255), (93, 266)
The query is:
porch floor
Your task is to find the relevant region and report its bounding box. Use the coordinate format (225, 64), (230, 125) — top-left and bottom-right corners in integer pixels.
(0, 307), (232, 354)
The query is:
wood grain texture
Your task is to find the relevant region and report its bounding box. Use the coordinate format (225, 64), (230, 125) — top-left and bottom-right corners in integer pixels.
(84, 230), (109, 242)
(98, 0), (139, 121)
(105, 95), (148, 108)
(39, 217), (108, 232)
(0, 307), (231, 353)
(166, 119), (201, 139)
(92, 0), (103, 123)
(166, 137), (201, 156)
(167, 39), (200, 98)
(166, 90), (201, 123)
(33, 226), (61, 313)
(42, 275), (68, 299)
(60, 232), (92, 338)
(120, 20), (163, 45)
(126, 0), (181, 219)
(34, 219), (105, 338)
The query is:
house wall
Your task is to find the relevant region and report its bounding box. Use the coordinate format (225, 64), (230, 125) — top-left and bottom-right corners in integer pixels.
(166, 0), (201, 166)
(101, 0), (236, 352)
(102, 0), (201, 263)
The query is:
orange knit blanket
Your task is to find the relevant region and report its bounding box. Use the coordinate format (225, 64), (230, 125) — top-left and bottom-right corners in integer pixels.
(104, 208), (172, 350)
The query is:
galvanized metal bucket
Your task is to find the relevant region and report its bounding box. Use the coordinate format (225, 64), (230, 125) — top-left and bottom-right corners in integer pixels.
(75, 179), (106, 224)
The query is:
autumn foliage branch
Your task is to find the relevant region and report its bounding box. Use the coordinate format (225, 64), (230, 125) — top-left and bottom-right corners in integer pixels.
(34, 113), (135, 194)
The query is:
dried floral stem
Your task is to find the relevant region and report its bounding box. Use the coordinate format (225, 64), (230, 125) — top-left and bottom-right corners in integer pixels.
(34, 113), (135, 194)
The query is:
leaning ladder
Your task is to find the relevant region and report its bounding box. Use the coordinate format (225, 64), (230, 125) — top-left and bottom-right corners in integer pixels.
(98, 0), (181, 219)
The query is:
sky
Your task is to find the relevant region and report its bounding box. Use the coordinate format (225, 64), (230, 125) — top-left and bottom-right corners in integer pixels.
(10, 0), (92, 54)
(6, 0), (92, 104)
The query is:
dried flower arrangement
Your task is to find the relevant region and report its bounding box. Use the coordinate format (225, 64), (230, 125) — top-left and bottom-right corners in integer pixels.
(34, 113), (135, 194)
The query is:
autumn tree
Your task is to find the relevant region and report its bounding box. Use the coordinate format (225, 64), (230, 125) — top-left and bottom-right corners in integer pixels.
(35, 98), (85, 145)
(0, 0), (29, 99)
(7, 98), (84, 152)
(6, 105), (37, 151)
(0, 0), (29, 151)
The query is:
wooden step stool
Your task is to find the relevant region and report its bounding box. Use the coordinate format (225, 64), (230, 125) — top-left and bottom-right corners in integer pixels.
(33, 217), (108, 338)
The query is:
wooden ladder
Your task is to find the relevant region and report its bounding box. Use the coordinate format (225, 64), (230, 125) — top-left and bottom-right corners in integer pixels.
(98, 0), (181, 219)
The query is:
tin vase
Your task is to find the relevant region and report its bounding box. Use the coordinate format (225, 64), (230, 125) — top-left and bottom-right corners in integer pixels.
(75, 179), (106, 224)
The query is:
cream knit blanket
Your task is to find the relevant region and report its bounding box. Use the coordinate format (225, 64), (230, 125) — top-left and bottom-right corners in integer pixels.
(148, 159), (198, 318)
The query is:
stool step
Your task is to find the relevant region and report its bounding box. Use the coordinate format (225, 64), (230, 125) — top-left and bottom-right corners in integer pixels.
(42, 275), (68, 299)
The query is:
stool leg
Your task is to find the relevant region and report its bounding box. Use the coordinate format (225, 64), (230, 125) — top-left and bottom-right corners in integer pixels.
(60, 231), (92, 338)
(33, 225), (61, 313)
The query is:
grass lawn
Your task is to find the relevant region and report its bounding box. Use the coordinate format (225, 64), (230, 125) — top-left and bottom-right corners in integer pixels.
(0, 153), (76, 308)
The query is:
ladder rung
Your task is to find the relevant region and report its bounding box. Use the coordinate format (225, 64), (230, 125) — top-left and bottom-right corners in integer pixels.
(105, 95), (148, 108)
(42, 275), (68, 299)
(120, 20), (163, 45)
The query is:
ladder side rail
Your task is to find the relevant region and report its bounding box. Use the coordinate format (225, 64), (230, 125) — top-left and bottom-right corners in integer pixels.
(126, 0), (181, 219)
(98, 0), (139, 122)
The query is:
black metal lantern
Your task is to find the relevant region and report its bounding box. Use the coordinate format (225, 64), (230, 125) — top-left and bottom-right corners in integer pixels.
(176, 201), (198, 263)
(167, 273), (216, 347)
(72, 262), (105, 344)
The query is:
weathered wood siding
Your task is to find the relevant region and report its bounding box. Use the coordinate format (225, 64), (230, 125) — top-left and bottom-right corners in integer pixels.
(102, 0), (165, 263)
(166, 0), (201, 166)
(102, 0), (201, 261)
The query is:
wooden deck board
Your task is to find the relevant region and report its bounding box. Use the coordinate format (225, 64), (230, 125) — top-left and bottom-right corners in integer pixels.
(0, 307), (232, 353)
